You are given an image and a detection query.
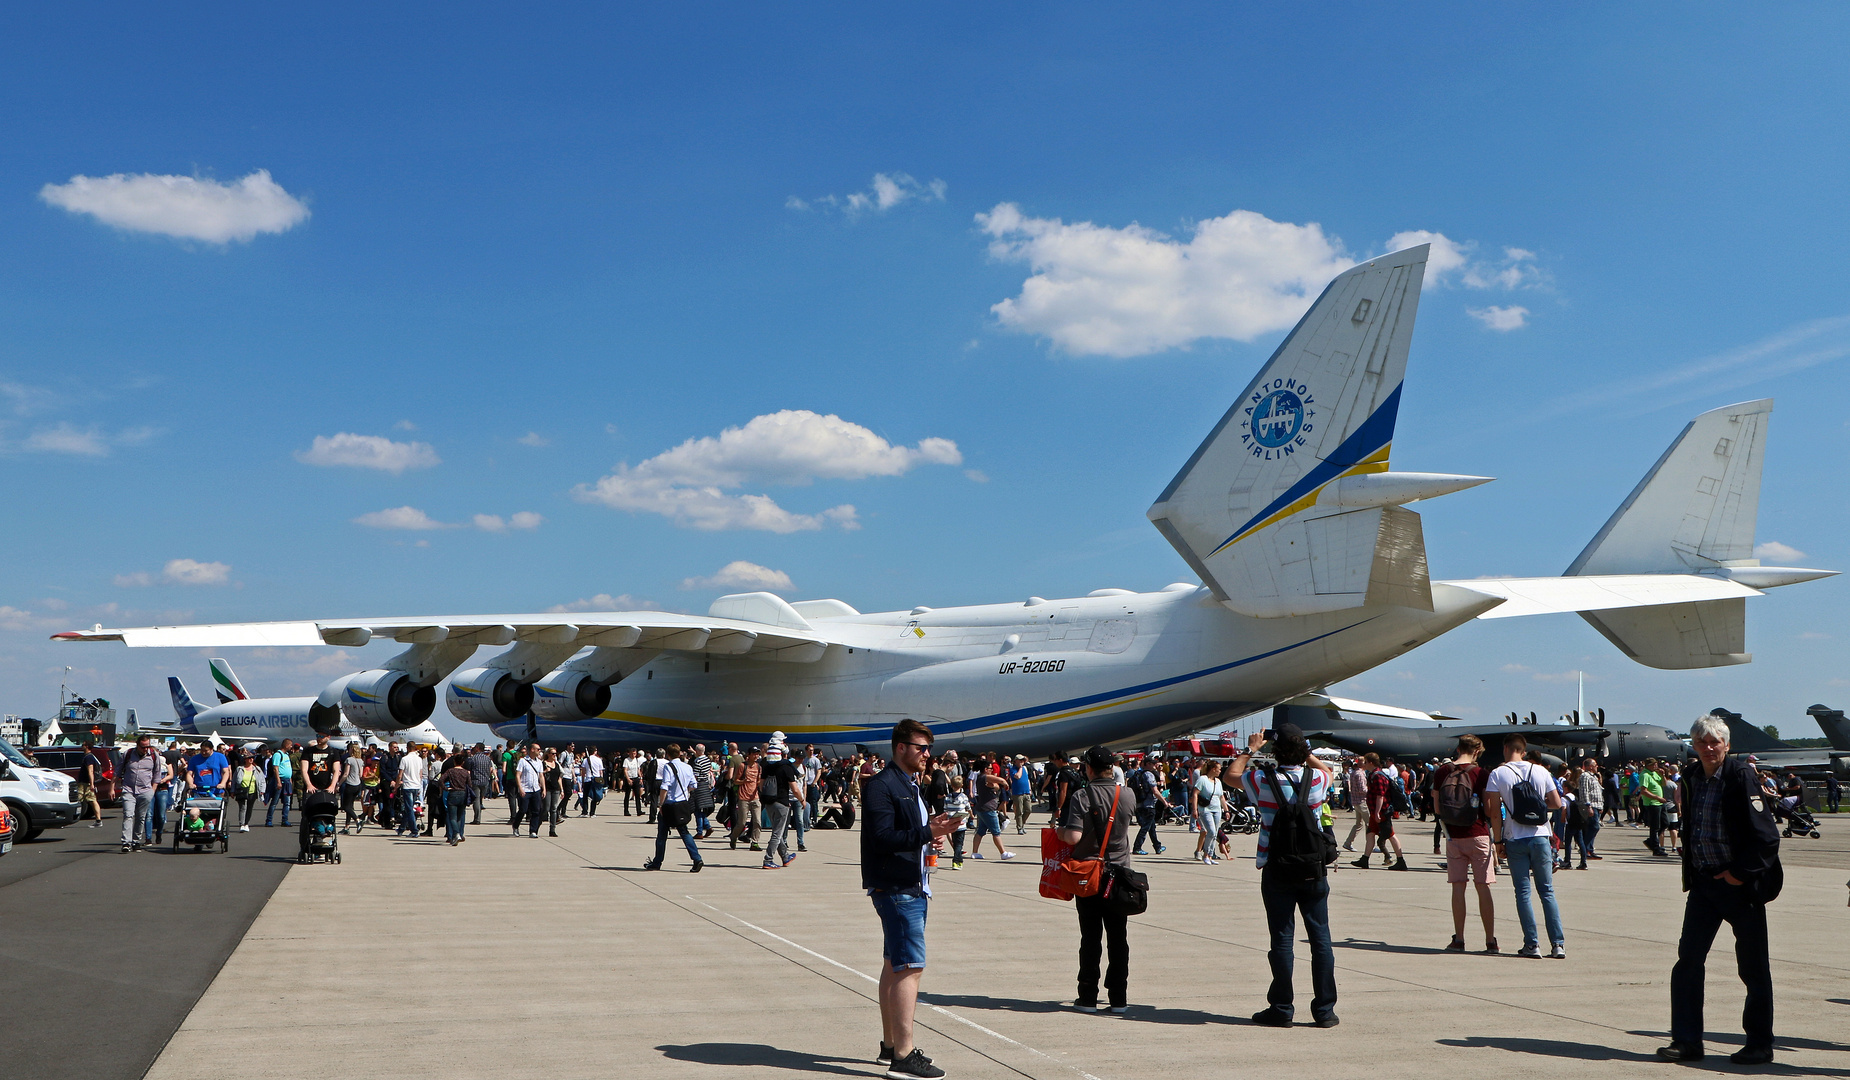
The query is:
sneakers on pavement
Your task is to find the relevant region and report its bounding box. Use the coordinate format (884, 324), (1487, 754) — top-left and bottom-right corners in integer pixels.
(885, 1048), (944, 1079)
(1000, 851), (1016, 861)
(1516, 944), (1541, 958)
(1548, 944), (1566, 959)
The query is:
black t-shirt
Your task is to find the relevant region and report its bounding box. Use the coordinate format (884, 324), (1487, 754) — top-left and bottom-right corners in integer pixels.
(760, 759), (801, 804)
(302, 746), (338, 789)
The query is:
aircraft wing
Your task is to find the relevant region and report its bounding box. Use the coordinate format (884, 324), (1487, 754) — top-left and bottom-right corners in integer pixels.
(52, 608), (836, 663)
(1440, 574), (1761, 619)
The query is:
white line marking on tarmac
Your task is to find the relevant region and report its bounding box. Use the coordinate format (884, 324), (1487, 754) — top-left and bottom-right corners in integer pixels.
(689, 897), (1107, 1080)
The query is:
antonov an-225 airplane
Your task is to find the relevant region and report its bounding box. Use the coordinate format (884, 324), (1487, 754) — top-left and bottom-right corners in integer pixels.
(54, 245), (1837, 754)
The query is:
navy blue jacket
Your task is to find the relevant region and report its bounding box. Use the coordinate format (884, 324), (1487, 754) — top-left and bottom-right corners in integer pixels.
(860, 764), (932, 891)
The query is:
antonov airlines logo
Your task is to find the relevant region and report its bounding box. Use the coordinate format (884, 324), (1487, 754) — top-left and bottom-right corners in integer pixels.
(1241, 379), (1315, 458)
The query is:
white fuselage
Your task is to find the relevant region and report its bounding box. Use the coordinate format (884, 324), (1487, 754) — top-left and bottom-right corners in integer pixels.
(491, 583), (1499, 754)
(183, 698), (325, 744)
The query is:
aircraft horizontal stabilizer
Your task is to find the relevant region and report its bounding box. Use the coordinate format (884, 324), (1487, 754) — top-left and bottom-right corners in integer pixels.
(1449, 573), (1760, 619)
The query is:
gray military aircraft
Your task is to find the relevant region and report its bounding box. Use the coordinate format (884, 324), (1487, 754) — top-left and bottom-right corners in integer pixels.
(1808, 704), (1850, 752)
(1713, 706), (1850, 778)
(1271, 694), (1685, 767)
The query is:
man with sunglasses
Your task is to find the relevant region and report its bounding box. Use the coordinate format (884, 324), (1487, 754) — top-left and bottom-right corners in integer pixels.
(863, 719), (958, 1079)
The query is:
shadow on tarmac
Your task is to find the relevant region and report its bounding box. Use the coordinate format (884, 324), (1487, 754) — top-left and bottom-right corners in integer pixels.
(657, 1042), (869, 1075)
(1333, 936), (1450, 955)
(922, 993), (1239, 1027)
(1447, 1036), (1850, 1074)
(1629, 1030), (1850, 1056)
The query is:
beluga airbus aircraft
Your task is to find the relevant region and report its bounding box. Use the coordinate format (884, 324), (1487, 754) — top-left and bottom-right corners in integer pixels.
(54, 245), (1837, 753)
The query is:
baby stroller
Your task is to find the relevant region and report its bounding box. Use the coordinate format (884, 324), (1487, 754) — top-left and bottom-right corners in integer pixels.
(1775, 796), (1822, 840)
(174, 795), (230, 853)
(1222, 789), (1263, 836)
(299, 791), (341, 863)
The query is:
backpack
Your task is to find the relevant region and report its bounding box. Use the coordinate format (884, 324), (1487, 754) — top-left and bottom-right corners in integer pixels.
(1387, 773), (1411, 816)
(1126, 769), (1156, 805)
(1262, 765), (1334, 881)
(1435, 765), (1480, 829)
(1502, 762), (1550, 826)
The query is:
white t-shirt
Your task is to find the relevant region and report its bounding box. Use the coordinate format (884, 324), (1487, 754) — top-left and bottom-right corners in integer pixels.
(623, 755), (642, 780)
(1486, 760), (1553, 841)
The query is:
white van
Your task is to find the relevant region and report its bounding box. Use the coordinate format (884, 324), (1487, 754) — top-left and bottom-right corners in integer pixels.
(0, 737), (80, 841)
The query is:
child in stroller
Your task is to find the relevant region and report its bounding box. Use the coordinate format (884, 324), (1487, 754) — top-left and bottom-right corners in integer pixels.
(299, 790), (342, 863)
(1775, 794), (1822, 839)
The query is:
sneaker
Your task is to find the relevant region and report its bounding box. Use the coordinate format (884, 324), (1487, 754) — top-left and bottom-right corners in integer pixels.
(1342, 842), (1354, 851)
(90, 822), (102, 828)
(1444, 936), (1466, 953)
(1547, 944), (1566, 960)
(885, 1048), (944, 1079)
(1251, 1007), (1292, 1027)
(120, 844), (133, 853)
(1107, 1004), (1128, 1015)
(1000, 851), (1016, 861)
(1154, 844), (1166, 854)
(972, 852), (984, 860)
(1516, 944), (1541, 958)
(240, 824), (250, 832)
(783, 852), (798, 866)
(798, 844), (807, 852)
(950, 861), (963, 870)
(1312, 1015), (1340, 1028)
(750, 843), (762, 852)
(877, 1043), (895, 1064)
(642, 861), (660, 871)
(1133, 849), (1148, 856)
(1072, 999), (1100, 1011)
(1483, 939), (1500, 954)
(762, 863), (779, 870)
(690, 860), (704, 873)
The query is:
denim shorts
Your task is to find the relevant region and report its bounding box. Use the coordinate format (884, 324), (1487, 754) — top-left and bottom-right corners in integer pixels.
(973, 810), (1003, 837)
(870, 890), (929, 970)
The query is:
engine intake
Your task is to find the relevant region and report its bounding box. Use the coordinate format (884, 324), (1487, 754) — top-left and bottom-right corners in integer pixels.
(531, 668), (613, 723)
(445, 667), (536, 725)
(337, 669), (437, 731)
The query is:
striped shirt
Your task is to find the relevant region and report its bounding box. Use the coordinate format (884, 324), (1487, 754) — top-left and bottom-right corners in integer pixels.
(1241, 765), (1330, 869)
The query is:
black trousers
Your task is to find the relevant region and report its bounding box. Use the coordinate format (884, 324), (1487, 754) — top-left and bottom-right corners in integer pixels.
(1075, 893), (1128, 1007)
(1642, 803), (1666, 851)
(1670, 875), (1773, 1050)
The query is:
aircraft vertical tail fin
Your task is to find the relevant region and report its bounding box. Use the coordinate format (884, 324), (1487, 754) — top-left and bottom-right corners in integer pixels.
(209, 658), (250, 704)
(1709, 708), (1792, 751)
(168, 677), (203, 734)
(1566, 400), (1773, 669)
(1149, 245), (1490, 617)
(1807, 704), (1850, 752)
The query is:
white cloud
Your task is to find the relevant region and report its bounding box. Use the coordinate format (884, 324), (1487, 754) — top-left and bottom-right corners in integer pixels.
(978, 203), (1356, 357)
(548, 593), (662, 613)
(0, 605), (37, 630)
(978, 206), (1544, 358)
(24, 422), (109, 456)
(393, 419), (418, 432)
(472, 512), (543, 533)
(964, 469), (989, 483)
(788, 172), (947, 216)
(680, 561), (795, 592)
(161, 558), (231, 585)
(1468, 305), (1530, 331)
(40, 169), (310, 244)
(573, 409), (959, 532)
(296, 433), (440, 473)
(1753, 540), (1807, 562)
(1799, 630), (1830, 641)
(353, 506), (453, 530)
(0, 380), (57, 416)
(516, 432), (550, 447)
(114, 558), (232, 587)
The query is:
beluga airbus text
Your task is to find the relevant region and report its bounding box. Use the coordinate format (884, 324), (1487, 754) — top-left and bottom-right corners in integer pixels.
(55, 246), (1837, 754)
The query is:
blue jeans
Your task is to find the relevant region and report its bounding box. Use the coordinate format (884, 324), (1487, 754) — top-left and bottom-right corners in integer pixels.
(870, 890), (929, 970)
(1260, 873), (1337, 1021)
(1505, 836), (1564, 949)
(974, 810), (1003, 838)
(265, 777), (293, 825)
(792, 800), (808, 846)
(398, 789), (421, 834)
(145, 787), (173, 841)
(445, 791), (467, 842)
(1573, 816), (1600, 863)
(1133, 805), (1161, 852)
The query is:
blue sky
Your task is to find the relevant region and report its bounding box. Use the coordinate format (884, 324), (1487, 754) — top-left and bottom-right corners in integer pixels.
(2, 5), (1846, 742)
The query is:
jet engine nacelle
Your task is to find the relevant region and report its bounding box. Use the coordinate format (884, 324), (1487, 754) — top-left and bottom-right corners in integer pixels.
(445, 667), (536, 725)
(337, 669), (437, 731)
(531, 668), (613, 723)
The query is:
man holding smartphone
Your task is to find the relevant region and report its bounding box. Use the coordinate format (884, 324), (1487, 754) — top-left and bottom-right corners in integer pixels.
(862, 719), (958, 1079)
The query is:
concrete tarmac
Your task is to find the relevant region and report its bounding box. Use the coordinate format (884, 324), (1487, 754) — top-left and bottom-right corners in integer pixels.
(138, 808), (1848, 1080)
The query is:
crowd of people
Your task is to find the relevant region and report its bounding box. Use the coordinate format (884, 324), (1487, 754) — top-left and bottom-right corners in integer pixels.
(72, 716), (1808, 1077)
